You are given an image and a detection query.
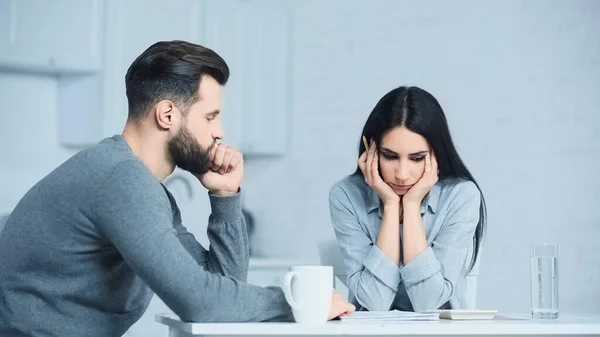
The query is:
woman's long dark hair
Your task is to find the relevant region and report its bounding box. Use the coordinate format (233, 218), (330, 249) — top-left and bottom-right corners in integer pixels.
(355, 86), (486, 274)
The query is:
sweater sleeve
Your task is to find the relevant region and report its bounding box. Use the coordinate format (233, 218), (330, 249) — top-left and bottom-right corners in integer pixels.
(93, 161), (293, 322)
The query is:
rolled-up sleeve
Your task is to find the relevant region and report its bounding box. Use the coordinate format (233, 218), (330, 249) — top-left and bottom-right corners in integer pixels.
(399, 181), (481, 312)
(329, 186), (399, 311)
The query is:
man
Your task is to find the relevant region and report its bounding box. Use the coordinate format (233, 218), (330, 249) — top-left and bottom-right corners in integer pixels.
(0, 40), (354, 337)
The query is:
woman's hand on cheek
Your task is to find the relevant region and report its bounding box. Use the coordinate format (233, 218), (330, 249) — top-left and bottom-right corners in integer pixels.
(403, 151), (438, 207)
(358, 140), (400, 205)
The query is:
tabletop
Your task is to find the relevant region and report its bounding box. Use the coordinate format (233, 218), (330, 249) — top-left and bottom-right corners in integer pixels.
(156, 313), (600, 336)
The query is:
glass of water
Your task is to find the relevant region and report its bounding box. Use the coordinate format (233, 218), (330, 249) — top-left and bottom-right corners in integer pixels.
(530, 243), (558, 319)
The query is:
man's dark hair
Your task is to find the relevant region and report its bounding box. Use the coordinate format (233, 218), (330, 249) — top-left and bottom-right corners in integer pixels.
(125, 40), (229, 123)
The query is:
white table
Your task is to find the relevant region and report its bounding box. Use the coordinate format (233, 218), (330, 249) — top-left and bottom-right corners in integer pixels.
(155, 313), (600, 337)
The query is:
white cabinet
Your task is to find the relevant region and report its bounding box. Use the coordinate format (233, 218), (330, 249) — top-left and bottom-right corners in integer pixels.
(100, 0), (203, 137)
(58, 0), (203, 147)
(204, 0), (291, 155)
(0, 0), (103, 74)
(0, 0), (292, 155)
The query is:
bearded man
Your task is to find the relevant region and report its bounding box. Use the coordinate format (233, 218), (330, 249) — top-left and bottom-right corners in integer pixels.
(0, 40), (354, 337)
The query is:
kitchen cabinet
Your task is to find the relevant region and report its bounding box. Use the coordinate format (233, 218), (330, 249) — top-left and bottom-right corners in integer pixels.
(1, 0), (292, 155)
(99, 0), (204, 138)
(0, 0), (103, 74)
(203, 0), (291, 155)
(57, 0), (203, 147)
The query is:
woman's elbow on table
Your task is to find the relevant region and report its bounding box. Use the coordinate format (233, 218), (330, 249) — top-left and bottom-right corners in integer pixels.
(406, 282), (453, 313)
(364, 300), (395, 312)
(352, 278), (396, 311)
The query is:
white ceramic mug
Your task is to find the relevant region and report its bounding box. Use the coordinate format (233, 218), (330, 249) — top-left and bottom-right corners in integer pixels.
(282, 265), (333, 324)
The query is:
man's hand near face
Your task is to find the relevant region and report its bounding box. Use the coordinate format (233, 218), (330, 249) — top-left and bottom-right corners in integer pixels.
(195, 143), (244, 196)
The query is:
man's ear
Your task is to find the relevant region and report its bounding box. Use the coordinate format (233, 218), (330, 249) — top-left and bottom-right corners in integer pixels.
(155, 100), (176, 130)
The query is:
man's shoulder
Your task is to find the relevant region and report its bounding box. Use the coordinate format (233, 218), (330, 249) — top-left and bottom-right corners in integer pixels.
(76, 135), (136, 169)
(59, 135), (160, 198)
(94, 160), (172, 224)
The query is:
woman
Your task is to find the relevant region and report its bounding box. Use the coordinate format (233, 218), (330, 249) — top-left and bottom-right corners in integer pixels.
(329, 86), (487, 313)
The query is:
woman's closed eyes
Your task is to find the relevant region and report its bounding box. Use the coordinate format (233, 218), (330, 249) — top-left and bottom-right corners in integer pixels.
(380, 149), (427, 162)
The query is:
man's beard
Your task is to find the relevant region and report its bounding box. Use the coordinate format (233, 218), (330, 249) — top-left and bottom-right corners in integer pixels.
(167, 126), (212, 175)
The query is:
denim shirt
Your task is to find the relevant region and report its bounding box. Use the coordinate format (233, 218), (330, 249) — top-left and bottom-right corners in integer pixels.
(328, 173), (482, 312)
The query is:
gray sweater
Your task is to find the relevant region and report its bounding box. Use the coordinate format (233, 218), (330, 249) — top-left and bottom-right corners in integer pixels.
(0, 135), (293, 337)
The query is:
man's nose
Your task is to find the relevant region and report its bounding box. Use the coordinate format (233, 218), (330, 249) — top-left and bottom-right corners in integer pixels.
(212, 119), (224, 140)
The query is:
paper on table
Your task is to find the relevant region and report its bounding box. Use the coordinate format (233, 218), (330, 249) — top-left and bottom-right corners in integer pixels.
(340, 310), (440, 322)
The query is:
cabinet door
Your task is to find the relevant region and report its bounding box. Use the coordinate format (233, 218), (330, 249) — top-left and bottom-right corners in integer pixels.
(205, 0), (291, 155)
(102, 0), (203, 136)
(0, 0), (103, 74)
(203, 0), (244, 151)
(0, 1), (12, 60)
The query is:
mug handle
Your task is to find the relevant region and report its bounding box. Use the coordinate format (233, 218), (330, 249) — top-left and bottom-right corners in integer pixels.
(283, 271), (302, 310)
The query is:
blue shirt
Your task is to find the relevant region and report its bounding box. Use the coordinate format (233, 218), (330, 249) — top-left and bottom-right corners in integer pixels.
(328, 173), (482, 312)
